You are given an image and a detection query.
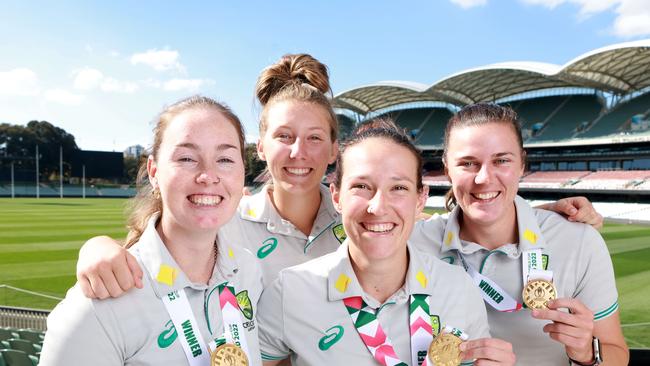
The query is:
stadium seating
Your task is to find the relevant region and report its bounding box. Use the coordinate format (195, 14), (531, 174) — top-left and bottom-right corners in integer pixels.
(394, 108), (437, 136)
(0, 340), (39, 359)
(570, 170), (650, 190)
(580, 92), (650, 138)
(10, 331), (42, 346)
(528, 95), (603, 142)
(336, 114), (356, 139)
(519, 171), (591, 188)
(0, 349), (37, 366)
(0, 329), (15, 343)
(422, 171), (450, 187)
(504, 96), (566, 130)
(413, 108), (453, 146)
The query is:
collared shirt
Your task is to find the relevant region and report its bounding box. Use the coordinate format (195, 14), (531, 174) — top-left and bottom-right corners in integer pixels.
(257, 241), (490, 366)
(41, 215), (264, 366)
(409, 196), (619, 366)
(220, 183), (344, 286)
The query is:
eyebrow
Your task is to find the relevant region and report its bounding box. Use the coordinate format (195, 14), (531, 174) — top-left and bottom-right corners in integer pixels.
(349, 174), (416, 184)
(457, 152), (516, 160)
(174, 142), (239, 151)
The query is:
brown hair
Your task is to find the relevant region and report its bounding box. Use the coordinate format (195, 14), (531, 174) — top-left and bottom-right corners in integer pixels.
(255, 53), (338, 142)
(333, 117), (424, 191)
(124, 95), (246, 247)
(442, 103), (525, 211)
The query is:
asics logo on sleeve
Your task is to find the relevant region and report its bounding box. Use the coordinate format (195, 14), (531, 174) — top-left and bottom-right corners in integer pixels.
(257, 237), (278, 259)
(318, 325), (344, 351)
(157, 320), (177, 348)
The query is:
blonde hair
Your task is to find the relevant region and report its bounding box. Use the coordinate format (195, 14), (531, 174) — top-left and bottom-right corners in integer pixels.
(255, 53), (338, 141)
(124, 95), (245, 247)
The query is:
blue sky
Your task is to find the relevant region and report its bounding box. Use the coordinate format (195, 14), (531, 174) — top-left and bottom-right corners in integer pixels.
(1, 0), (649, 151)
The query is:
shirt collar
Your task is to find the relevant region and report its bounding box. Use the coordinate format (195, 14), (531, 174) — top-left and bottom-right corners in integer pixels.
(137, 214), (239, 299)
(238, 183), (338, 237)
(327, 240), (437, 306)
(440, 195), (547, 255)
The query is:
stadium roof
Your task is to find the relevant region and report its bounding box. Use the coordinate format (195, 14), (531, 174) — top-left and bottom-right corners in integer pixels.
(333, 40), (650, 115)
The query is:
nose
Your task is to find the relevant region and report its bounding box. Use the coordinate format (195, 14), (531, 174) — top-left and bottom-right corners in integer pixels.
(474, 164), (491, 185)
(196, 163), (220, 185)
(289, 138), (306, 159)
(367, 190), (387, 216)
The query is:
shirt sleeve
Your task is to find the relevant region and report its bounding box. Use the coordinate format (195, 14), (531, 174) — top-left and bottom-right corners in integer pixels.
(409, 214), (447, 257)
(257, 272), (292, 362)
(574, 225), (620, 321)
(39, 286), (124, 366)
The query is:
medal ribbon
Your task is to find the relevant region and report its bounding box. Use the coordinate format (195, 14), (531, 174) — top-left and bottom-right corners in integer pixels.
(210, 283), (252, 360)
(161, 289), (211, 366)
(457, 253), (522, 312)
(343, 294), (433, 366)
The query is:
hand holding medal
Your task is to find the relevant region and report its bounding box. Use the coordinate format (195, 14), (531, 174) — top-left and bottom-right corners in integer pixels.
(532, 298), (596, 364)
(458, 337), (516, 365)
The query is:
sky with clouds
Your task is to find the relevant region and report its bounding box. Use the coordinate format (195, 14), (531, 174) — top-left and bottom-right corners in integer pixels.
(1, 0), (649, 152)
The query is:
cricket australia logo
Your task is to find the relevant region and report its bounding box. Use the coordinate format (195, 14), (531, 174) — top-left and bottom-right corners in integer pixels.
(318, 325), (344, 351)
(332, 224), (347, 243)
(236, 290), (254, 320)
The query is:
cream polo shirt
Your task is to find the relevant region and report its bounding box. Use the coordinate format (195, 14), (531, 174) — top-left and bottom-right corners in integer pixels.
(409, 196), (619, 366)
(257, 241), (490, 366)
(41, 215), (264, 366)
(220, 183), (344, 286)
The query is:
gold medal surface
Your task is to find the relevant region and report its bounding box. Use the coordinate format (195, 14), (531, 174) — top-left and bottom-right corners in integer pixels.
(522, 279), (557, 309)
(211, 343), (248, 366)
(428, 332), (462, 366)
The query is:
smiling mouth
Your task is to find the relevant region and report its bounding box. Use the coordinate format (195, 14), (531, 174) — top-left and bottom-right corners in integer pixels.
(285, 167), (312, 176)
(362, 222), (395, 233)
(471, 191), (500, 201)
(188, 194), (223, 206)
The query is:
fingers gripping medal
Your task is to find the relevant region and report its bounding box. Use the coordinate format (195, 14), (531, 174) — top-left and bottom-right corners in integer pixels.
(427, 326), (468, 366)
(211, 343), (248, 366)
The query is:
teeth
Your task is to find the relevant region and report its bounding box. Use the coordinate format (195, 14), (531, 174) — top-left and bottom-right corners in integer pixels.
(286, 168), (310, 175)
(364, 223), (395, 233)
(474, 192), (498, 200)
(189, 195), (223, 206)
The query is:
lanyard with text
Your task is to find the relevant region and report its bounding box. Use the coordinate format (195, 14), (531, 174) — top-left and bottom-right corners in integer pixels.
(455, 248), (549, 312)
(343, 294), (433, 366)
(161, 282), (251, 366)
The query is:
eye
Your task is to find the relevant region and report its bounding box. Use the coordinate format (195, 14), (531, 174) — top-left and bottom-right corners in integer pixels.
(461, 161), (475, 167)
(217, 157), (235, 164)
(308, 134), (324, 141)
(178, 157), (196, 163)
(276, 133), (292, 141)
(351, 183), (369, 190)
(495, 158), (510, 165)
(393, 185), (409, 191)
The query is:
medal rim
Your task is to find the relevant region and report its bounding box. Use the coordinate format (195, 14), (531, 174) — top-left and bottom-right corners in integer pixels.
(211, 343), (249, 366)
(522, 278), (557, 310)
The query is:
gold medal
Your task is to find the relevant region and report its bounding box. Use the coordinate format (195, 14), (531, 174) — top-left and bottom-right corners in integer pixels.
(522, 279), (557, 309)
(427, 332), (463, 366)
(211, 343), (248, 366)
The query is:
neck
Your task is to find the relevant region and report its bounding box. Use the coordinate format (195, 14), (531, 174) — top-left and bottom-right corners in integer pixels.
(269, 183), (322, 235)
(349, 243), (409, 304)
(157, 217), (218, 284)
(458, 203), (518, 250)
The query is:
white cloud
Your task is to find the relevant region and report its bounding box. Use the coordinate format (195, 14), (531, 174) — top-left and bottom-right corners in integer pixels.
(73, 68), (104, 90)
(44, 89), (85, 105)
(450, 0), (487, 9)
(130, 49), (185, 72)
(521, 0), (650, 37)
(100, 77), (139, 93)
(73, 68), (139, 93)
(0, 68), (40, 96)
(162, 78), (213, 92)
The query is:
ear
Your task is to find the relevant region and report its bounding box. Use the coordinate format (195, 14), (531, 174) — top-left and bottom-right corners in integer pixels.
(328, 140), (339, 165)
(416, 185), (429, 214)
(519, 150), (527, 177)
(330, 183), (342, 213)
(147, 155), (158, 189)
(256, 138), (266, 161)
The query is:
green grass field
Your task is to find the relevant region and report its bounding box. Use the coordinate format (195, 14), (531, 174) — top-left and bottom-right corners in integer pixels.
(1, 198), (649, 348)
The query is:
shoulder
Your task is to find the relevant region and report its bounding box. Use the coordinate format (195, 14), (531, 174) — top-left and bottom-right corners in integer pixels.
(409, 213), (447, 251)
(279, 249), (340, 282)
(534, 208), (605, 249)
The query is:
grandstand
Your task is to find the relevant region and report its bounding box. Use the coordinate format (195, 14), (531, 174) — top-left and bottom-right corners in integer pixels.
(334, 40), (650, 205)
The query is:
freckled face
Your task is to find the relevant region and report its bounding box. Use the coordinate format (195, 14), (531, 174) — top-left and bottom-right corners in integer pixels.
(331, 137), (426, 262)
(257, 100), (337, 195)
(148, 108), (244, 233)
(445, 122), (524, 227)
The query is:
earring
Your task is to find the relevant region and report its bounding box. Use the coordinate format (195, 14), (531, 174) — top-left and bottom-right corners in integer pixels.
(152, 187), (161, 200)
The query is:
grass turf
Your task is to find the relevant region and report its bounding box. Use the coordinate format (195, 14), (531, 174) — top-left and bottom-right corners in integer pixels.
(1, 199), (648, 348)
